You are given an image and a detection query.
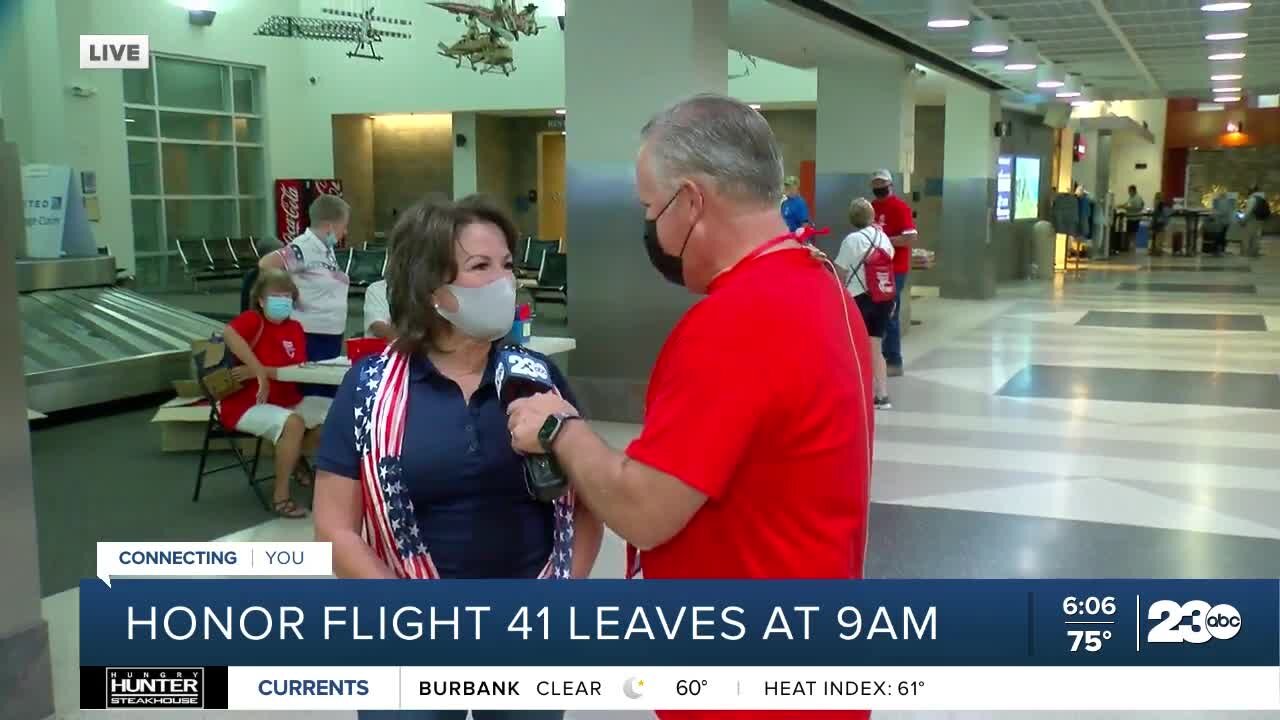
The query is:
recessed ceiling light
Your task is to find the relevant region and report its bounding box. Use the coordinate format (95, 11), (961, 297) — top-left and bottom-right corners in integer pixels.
(749, 104), (761, 110)
(1056, 90), (1082, 98)
(1037, 80), (1065, 89)
(1003, 41), (1039, 71)
(1213, 87), (1242, 93)
(1005, 63), (1037, 71)
(1212, 73), (1243, 81)
(971, 19), (1009, 54)
(1205, 31), (1248, 40)
(1214, 95), (1242, 102)
(1201, 2), (1251, 10)
(1209, 52), (1246, 60)
(554, 108), (566, 115)
(1198, 103), (1225, 112)
(927, 0), (970, 28)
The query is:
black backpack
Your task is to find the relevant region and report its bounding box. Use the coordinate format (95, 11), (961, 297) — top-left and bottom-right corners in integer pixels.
(1254, 196), (1271, 221)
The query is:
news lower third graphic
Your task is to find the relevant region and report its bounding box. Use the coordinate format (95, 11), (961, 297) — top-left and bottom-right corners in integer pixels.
(80, 542), (1280, 711)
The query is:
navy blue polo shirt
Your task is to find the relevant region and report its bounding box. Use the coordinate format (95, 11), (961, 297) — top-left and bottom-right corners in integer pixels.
(315, 346), (576, 579)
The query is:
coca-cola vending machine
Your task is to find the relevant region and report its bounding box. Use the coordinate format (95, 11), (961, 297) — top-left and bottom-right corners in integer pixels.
(273, 178), (344, 244)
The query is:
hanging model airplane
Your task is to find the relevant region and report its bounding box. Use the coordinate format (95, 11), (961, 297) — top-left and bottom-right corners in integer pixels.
(428, 1), (543, 41)
(254, 4), (412, 61)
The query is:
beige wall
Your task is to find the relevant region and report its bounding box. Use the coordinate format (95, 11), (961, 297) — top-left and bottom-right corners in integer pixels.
(1073, 99), (1166, 203)
(332, 115), (375, 246)
(370, 113), (453, 232)
(761, 109), (816, 181)
(911, 106), (945, 287)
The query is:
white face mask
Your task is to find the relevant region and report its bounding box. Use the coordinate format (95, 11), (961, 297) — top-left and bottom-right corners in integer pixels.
(435, 276), (516, 342)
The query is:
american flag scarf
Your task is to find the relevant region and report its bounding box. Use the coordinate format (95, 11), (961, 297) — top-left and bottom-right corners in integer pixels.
(355, 349), (576, 580)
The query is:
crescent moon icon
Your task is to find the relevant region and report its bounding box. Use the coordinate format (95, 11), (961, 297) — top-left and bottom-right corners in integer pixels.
(623, 676), (645, 699)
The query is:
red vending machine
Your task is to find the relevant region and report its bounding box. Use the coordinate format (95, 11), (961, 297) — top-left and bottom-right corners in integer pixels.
(273, 178), (344, 243)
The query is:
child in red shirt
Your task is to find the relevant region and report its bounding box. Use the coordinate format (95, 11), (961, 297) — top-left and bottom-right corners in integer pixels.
(219, 270), (331, 518)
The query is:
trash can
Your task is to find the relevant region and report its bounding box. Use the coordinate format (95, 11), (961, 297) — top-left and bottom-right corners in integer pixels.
(1032, 220), (1055, 279)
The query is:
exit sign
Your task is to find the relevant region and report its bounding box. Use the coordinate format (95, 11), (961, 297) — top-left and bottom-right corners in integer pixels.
(79, 35), (149, 69)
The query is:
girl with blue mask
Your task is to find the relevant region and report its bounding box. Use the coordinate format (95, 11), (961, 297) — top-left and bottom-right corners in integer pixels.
(216, 269), (332, 519)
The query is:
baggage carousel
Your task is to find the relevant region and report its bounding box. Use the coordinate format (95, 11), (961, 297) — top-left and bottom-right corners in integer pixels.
(20, 256), (224, 412)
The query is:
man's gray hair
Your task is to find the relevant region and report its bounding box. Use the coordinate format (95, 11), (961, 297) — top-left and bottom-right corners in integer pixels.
(641, 93), (783, 208)
(309, 194), (350, 224)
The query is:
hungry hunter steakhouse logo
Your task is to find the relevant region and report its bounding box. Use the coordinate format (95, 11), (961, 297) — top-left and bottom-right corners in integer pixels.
(106, 668), (203, 707)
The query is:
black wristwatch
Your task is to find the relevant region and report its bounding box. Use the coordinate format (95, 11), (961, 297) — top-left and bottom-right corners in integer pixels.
(538, 413), (580, 453)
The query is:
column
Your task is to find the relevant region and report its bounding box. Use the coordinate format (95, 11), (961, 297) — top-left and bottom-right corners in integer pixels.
(939, 83), (1000, 299)
(563, 0), (727, 421)
(0, 0), (70, 164)
(0, 123), (56, 720)
(452, 112), (478, 199)
(813, 56), (914, 256)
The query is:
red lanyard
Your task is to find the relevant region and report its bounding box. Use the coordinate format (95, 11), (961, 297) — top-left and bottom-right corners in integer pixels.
(741, 226), (831, 265)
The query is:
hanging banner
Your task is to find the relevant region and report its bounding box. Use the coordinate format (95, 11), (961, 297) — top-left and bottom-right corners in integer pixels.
(20, 164), (96, 258)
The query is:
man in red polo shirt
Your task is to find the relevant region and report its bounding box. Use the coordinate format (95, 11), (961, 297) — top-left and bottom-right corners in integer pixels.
(869, 169), (917, 377)
(508, 94), (873, 720)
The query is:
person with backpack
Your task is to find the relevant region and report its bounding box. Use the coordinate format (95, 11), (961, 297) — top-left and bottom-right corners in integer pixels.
(1244, 186), (1269, 258)
(835, 197), (896, 410)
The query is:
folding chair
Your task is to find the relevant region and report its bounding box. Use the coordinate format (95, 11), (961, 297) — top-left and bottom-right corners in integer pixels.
(191, 377), (271, 511)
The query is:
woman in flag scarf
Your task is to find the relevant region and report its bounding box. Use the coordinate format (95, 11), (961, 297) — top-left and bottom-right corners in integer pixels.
(313, 197), (602, 717)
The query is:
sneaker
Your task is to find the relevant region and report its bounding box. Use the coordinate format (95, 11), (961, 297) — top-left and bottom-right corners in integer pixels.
(874, 396), (893, 410)
(887, 365), (904, 377)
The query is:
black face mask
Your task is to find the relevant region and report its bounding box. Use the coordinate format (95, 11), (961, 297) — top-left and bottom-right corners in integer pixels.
(872, 186), (891, 199)
(643, 189), (696, 286)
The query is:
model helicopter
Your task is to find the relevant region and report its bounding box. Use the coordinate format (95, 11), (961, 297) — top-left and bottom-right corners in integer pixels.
(429, 1), (543, 41)
(436, 17), (516, 75)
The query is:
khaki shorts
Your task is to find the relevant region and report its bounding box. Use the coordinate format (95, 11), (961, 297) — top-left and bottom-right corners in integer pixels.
(234, 396), (331, 444)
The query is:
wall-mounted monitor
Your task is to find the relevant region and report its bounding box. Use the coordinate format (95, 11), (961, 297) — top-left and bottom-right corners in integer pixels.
(1014, 156), (1041, 220)
(996, 156), (1013, 222)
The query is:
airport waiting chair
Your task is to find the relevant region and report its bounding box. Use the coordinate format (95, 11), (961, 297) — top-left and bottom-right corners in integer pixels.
(191, 373), (270, 511)
(239, 267), (258, 313)
(348, 248), (386, 287)
(205, 237), (242, 274)
(230, 237), (260, 267)
(518, 239), (560, 276)
(333, 247), (354, 276)
(528, 250), (568, 319)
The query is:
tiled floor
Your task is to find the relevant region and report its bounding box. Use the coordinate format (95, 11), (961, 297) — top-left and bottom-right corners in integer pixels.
(35, 242), (1280, 718)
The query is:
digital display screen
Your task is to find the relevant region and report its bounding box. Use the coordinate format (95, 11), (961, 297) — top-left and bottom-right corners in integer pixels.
(1014, 156), (1041, 220)
(996, 156), (1013, 222)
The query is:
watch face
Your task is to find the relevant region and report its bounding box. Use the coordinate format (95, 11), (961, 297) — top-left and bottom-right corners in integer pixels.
(538, 414), (561, 448)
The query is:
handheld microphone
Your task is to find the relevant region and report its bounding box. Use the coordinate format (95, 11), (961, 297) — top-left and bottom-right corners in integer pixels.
(495, 345), (569, 503)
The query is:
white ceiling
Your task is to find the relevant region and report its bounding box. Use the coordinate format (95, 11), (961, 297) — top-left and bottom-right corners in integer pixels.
(826, 0), (1280, 101)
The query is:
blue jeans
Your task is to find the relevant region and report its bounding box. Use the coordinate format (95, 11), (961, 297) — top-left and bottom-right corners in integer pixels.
(882, 272), (907, 367)
(303, 332), (343, 398)
(358, 707), (563, 712)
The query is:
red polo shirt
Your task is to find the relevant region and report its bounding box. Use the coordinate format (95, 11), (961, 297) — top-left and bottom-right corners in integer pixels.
(626, 245), (873, 720)
(872, 193), (916, 275)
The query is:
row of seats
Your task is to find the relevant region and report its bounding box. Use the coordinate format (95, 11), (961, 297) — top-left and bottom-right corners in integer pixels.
(175, 236), (386, 289)
(516, 237), (567, 316)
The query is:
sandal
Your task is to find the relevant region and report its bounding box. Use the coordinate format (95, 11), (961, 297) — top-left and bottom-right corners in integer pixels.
(272, 498), (307, 518)
(294, 465), (315, 488)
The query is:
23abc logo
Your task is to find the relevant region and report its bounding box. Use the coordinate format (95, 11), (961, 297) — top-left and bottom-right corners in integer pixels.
(1147, 600), (1241, 644)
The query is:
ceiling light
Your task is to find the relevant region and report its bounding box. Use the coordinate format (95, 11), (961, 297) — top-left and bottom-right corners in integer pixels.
(1201, 2), (1251, 10)
(748, 104), (761, 110)
(1055, 73), (1082, 98)
(1209, 52), (1246, 60)
(1036, 64), (1064, 89)
(1212, 73), (1243, 81)
(1215, 95), (1242, 102)
(1003, 41), (1039, 71)
(554, 108), (566, 115)
(927, 0), (969, 28)
(971, 19), (1009, 54)
(1070, 100), (1092, 107)
(1198, 102), (1225, 111)
(1213, 86), (1242, 93)
(1206, 31), (1247, 40)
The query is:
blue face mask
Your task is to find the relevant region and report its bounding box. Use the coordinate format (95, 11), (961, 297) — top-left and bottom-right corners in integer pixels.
(323, 231), (338, 248)
(264, 296), (293, 322)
